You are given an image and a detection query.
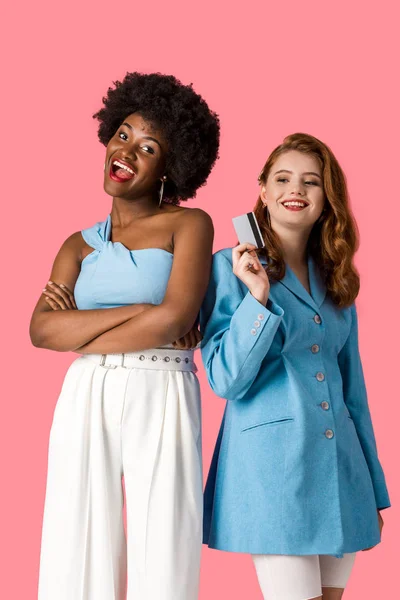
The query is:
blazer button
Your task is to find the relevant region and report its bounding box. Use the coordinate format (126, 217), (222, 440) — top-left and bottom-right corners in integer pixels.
(314, 314), (322, 324)
(325, 429), (334, 439)
(258, 313), (264, 321)
(321, 401), (330, 410)
(254, 320), (261, 328)
(316, 372), (325, 382)
(311, 344), (320, 353)
(251, 328), (257, 335)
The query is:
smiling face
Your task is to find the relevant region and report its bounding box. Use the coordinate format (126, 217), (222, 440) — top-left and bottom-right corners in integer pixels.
(104, 112), (168, 201)
(261, 150), (325, 232)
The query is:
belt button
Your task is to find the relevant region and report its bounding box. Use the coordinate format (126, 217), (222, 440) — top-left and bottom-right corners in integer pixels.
(139, 355), (145, 361)
(321, 401), (330, 410)
(316, 372), (325, 382)
(314, 314), (322, 324)
(325, 429), (334, 439)
(311, 344), (320, 353)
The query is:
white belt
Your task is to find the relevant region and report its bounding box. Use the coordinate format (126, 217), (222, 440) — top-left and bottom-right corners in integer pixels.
(83, 347), (197, 372)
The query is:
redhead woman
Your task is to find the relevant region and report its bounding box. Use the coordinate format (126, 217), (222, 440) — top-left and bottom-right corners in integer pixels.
(200, 133), (390, 600)
(30, 72), (220, 600)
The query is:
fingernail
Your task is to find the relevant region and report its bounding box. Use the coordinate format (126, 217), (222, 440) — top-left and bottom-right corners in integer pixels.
(48, 281), (53, 285)
(60, 284), (65, 288)
(42, 289), (48, 293)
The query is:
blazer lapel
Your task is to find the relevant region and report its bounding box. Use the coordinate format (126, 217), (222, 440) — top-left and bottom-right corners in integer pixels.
(308, 254), (327, 308)
(260, 253), (327, 310)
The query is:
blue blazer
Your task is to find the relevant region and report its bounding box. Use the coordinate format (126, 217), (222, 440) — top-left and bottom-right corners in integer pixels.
(200, 248), (391, 558)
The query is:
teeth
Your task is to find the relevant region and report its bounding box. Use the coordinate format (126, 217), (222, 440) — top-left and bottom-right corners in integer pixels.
(113, 160), (134, 175)
(283, 201), (307, 207)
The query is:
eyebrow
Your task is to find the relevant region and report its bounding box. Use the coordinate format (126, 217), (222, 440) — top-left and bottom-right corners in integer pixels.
(121, 122), (162, 148)
(274, 169), (322, 179)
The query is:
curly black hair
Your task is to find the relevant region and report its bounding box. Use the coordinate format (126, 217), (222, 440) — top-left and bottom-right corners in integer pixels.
(93, 72), (220, 203)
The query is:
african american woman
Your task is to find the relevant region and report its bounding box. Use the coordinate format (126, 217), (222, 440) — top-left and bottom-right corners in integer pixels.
(30, 72), (220, 600)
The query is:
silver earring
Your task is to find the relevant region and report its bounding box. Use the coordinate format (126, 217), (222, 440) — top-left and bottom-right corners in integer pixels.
(159, 176), (167, 207)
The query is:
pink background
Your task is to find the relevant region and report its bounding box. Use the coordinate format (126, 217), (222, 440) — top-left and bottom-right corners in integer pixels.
(2, 1), (399, 597)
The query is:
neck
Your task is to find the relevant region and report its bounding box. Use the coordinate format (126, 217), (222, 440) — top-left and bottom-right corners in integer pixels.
(271, 220), (312, 268)
(111, 195), (161, 225)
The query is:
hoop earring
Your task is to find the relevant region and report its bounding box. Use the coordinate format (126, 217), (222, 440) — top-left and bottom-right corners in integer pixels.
(159, 175), (167, 207)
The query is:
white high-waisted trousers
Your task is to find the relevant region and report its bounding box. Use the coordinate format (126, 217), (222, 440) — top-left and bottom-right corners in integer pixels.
(38, 348), (202, 600)
(252, 552), (357, 600)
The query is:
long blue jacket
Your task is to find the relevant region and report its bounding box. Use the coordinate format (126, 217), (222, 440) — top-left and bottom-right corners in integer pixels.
(200, 248), (391, 558)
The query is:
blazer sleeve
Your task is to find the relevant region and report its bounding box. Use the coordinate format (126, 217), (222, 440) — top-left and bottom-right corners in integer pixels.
(200, 251), (284, 401)
(338, 303), (391, 510)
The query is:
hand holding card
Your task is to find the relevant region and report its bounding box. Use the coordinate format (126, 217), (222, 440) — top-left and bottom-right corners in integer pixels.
(232, 212), (265, 248)
(231, 213), (270, 305)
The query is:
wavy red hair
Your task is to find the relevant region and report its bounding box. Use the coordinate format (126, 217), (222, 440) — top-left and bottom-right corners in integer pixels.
(254, 133), (360, 307)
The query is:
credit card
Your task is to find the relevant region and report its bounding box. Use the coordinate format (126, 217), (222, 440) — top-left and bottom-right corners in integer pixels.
(232, 212), (265, 248)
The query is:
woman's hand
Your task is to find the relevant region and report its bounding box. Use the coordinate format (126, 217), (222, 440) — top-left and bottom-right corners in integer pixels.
(232, 243), (270, 305)
(377, 510), (384, 537)
(41, 278), (203, 352)
(172, 323), (203, 350)
(362, 510), (384, 551)
(42, 281), (77, 311)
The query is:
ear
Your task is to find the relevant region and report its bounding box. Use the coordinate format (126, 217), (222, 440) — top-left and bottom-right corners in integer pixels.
(260, 185), (267, 204)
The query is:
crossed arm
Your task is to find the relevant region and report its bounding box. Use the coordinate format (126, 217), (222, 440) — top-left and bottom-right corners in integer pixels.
(29, 209), (213, 353)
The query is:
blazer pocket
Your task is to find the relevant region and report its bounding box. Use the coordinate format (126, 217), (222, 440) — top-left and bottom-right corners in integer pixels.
(241, 416), (294, 433)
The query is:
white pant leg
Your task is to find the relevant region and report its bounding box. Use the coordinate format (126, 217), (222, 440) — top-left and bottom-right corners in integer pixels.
(122, 368), (203, 600)
(319, 552), (357, 589)
(252, 554), (322, 600)
(38, 357), (128, 600)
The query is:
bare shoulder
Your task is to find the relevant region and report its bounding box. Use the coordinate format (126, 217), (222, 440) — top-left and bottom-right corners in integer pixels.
(174, 206), (214, 233)
(170, 208), (213, 258)
(62, 230), (85, 247)
(58, 231), (87, 263)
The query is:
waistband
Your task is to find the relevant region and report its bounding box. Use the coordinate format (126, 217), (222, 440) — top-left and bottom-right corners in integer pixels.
(82, 347), (197, 372)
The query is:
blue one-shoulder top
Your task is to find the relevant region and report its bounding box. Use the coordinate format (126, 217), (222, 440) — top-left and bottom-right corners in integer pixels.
(74, 215), (174, 310)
